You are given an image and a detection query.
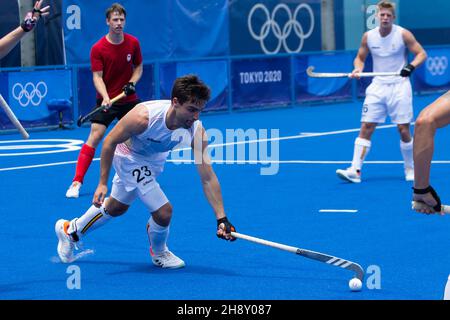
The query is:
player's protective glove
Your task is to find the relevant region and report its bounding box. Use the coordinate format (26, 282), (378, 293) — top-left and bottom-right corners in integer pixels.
(400, 64), (415, 77)
(216, 217), (236, 241)
(20, 12), (37, 32)
(412, 185), (442, 212)
(122, 82), (136, 96)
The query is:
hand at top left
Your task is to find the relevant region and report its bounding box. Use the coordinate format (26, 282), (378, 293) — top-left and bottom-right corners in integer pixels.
(21, 1), (50, 32)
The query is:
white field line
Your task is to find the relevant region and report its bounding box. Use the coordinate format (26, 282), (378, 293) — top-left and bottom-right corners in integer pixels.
(318, 209), (358, 213)
(2, 122), (449, 172)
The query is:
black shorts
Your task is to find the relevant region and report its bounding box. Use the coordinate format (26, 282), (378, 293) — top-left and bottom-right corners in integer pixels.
(90, 99), (141, 127)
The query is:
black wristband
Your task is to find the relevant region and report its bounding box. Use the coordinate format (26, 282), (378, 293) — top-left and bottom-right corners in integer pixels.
(217, 216), (236, 241)
(32, 8), (43, 16)
(400, 63), (415, 77)
(123, 82), (136, 96)
(406, 63), (415, 72)
(20, 12), (36, 32)
(217, 217), (229, 226)
(412, 186), (433, 194)
(21, 20), (35, 32)
(412, 185), (442, 212)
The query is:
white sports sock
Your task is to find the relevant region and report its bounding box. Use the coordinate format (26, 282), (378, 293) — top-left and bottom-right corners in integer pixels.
(351, 137), (371, 170)
(68, 203), (112, 240)
(147, 216), (169, 255)
(400, 138), (414, 169)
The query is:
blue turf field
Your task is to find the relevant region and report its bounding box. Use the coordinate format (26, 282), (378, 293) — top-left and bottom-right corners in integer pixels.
(1, 93), (449, 300)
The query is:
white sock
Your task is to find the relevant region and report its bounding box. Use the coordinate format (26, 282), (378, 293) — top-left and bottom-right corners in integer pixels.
(351, 137), (371, 170)
(147, 216), (169, 255)
(400, 138), (414, 169)
(68, 203), (112, 240)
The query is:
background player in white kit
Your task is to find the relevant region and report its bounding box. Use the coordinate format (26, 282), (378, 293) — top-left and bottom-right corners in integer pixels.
(336, 0), (427, 183)
(55, 75), (236, 268)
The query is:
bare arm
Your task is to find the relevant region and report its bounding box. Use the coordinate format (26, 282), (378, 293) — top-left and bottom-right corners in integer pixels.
(92, 71), (111, 106)
(93, 104), (148, 206)
(0, 0), (50, 59)
(350, 33), (369, 78)
(193, 125), (235, 240)
(129, 62), (143, 85)
(193, 126), (226, 220)
(403, 29), (427, 68)
(0, 28), (26, 60)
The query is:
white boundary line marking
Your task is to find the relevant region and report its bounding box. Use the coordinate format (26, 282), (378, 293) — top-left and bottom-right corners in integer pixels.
(2, 159), (450, 173)
(2, 122), (449, 173)
(0, 139), (84, 156)
(318, 209), (358, 213)
(172, 123), (402, 152)
(0, 160), (78, 172)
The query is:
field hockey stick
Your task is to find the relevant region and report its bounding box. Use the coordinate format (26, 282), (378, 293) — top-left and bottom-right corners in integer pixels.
(77, 92), (126, 127)
(306, 66), (400, 78)
(231, 231), (364, 281)
(411, 201), (450, 214)
(0, 94), (29, 139)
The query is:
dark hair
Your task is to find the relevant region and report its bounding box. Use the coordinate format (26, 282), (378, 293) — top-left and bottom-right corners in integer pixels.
(171, 75), (211, 105)
(106, 3), (126, 19)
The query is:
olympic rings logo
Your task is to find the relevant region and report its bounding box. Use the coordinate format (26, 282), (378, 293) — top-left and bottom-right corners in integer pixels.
(426, 56), (448, 76)
(248, 3), (315, 54)
(12, 81), (48, 107)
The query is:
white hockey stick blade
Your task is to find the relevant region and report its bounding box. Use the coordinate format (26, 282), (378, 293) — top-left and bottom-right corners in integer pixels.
(231, 231), (364, 281)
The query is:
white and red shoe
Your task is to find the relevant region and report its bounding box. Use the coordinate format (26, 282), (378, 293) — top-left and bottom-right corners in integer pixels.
(55, 219), (92, 263)
(150, 247), (185, 269)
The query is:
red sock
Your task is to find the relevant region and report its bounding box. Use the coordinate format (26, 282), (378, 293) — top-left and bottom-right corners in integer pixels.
(73, 144), (95, 183)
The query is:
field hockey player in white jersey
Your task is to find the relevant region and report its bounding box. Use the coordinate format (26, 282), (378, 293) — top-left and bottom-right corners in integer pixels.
(55, 75), (236, 267)
(336, 0), (427, 183)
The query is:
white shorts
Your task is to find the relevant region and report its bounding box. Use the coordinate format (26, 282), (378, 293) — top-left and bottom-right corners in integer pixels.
(110, 155), (168, 212)
(361, 79), (413, 124)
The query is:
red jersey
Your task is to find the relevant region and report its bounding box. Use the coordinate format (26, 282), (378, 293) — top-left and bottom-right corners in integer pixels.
(90, 33), (143, 103)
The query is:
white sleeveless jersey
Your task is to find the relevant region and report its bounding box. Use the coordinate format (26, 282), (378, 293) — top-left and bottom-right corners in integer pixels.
(114, 100), (201, 176)
(367, 24), (407, 83)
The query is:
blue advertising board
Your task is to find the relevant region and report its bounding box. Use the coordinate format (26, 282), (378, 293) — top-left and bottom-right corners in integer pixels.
(231, 57), (291, 109)
(295, 52), (353, 103)
(413, 48), (450, 93)
(159, 60), (228, 112)
(0, 69), (73, 129)
(77, 66), (97, 118)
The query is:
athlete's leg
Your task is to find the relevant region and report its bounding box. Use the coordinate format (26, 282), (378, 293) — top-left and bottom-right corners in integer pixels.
(354, 122), (377, 169)
(139, 186), (185, 268)
(389, 80), (414, 180)
(336, 81), (386, 183)
(56, 175), (137, 263)
(414, 92), (450, 193)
